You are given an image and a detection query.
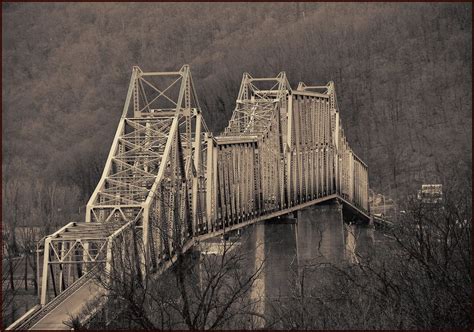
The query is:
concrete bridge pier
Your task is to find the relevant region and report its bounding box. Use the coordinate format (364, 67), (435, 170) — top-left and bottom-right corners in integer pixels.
(239, 214), (298, 328)
(238, 223), (265, 328)
(237, 202), (350, 327)
(296, 200), (345, 264)
(295, 200), (345, 290)
(344, 222), (375, 264)
(262, 215), (299, 300)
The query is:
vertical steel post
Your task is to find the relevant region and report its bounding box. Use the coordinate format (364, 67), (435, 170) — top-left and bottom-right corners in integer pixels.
(192, 114), (203, 234)
(286, 93), (293, 207)
(40, 238), (51, 305)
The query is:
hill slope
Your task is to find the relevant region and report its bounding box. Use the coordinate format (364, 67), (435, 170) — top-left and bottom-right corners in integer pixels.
(2, 3), (471, 204)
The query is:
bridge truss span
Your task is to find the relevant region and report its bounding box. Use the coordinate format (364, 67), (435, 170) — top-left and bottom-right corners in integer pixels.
(9, 65), (370, 330)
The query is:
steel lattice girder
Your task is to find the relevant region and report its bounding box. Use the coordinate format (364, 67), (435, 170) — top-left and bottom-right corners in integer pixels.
(83, 64), (209, 277)
(224, 72), (291, 136)
(39, 210), (145, 304)
(39, 66), (210, 307)
(35, 65), (370, 316)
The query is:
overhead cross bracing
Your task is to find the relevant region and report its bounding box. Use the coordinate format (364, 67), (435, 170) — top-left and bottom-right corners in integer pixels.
(8, 65), (369, 330)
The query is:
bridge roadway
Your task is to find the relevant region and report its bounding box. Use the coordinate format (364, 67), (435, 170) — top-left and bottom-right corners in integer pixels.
(8, 66), (371, 329)
(30, 278), (102, 330)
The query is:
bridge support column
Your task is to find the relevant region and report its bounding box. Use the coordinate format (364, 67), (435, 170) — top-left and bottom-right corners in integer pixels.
(295, 200), (344, 290)
(40, 238), (52, 305)
(344, 222), (375, 264)
(239, 223), (266, 328)
(240, 216), (298, 328)
(262, 216), (298, 302)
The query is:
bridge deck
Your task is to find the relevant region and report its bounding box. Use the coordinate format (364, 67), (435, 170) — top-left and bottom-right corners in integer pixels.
(197, 194), (368, 242)
(30, 279), (104, 330)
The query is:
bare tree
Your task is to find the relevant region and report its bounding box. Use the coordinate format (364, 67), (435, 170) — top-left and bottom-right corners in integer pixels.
(267, 181), (471, 330)
(2, 227), (21, 328)
(66, 230), (265, 330)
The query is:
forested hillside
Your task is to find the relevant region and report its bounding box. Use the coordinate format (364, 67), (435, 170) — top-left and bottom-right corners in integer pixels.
(2, 3), (471, 227)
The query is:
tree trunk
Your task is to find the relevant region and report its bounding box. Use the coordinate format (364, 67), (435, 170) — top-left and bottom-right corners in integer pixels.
(32, 254), (38, 295)
(9, 253), (15, 291)
(24, 254), (28, 291)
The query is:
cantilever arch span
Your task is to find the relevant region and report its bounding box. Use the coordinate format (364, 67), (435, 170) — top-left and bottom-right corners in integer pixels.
(10, 65), (370, 330)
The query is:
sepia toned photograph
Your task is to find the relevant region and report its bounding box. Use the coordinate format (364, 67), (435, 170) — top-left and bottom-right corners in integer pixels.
(2, 2), (472, 330)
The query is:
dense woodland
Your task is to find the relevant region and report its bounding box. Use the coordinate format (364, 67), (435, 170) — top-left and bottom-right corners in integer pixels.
(3, 3), (471, 221)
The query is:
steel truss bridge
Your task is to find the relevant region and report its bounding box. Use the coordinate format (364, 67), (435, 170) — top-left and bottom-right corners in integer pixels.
(8, 65), (369, 330)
